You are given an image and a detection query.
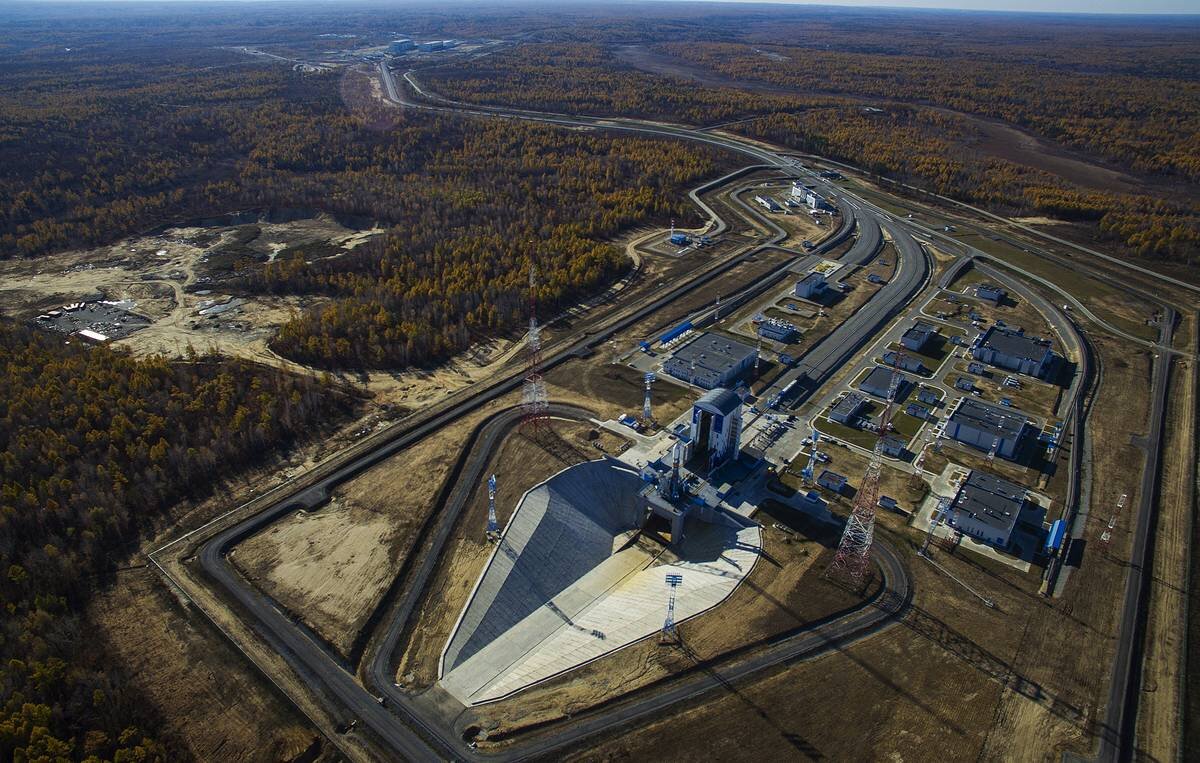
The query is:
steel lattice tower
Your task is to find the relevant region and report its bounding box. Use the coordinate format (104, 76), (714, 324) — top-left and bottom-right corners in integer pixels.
(486, 474), (500, 542)
(522, 263), (549, 431)
(827, 350), (906, 583)
(660, 573), (684, 644)
(642, 372), (655, 423)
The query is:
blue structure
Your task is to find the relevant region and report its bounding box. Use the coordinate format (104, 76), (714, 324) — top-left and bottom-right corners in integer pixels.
(670, 232), (690, 246)
(659, 321), (693, 345)
(1045, 519), (1067, 552)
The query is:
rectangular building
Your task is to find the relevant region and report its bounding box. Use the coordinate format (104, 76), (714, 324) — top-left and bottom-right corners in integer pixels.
(944, 397), (1034, 460)
(860, 365), (906, 400)
(971, 326), (1055, 379)
(795, 272), (827, 299)
(818, 470), (847, 494)
(976, 283), (1007, 304)
(663, 332), (757, 390)
(882, 350), (927, 375)
(900, 321), (939, 353)
(829, 391), (867, 424)
(947, 469), (1029, 549)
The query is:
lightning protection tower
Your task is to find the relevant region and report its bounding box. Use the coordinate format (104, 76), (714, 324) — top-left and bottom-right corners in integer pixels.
(827, 352), (904, 584)
(919, 494), (952, 557)
(486, 474), (500, 542)
(643, 372), (655, 423)
(522, 263), (549, 431)
(660, 573), (684, 644)
(801, 430), (821, 483)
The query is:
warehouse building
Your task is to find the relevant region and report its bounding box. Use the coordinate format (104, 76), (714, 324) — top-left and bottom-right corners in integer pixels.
(795, 272), (827, 299)
(882, 350), (927, 375)
(971, 326), (1055, 378)
(900, 321), (939, 353)
(879, 436), (906, 458)
(976, 283), (1007, 304)
(947, 469), (1029, 549)
(944, 398), (1034, 460)
(829, 391), (867, 424)
(860, 365), (908, 400)
(818, 470), (848, 494)
(663, 332), (757, 390)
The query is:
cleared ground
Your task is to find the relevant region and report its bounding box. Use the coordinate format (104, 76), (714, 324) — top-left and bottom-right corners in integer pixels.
(233, 405), (497, 657)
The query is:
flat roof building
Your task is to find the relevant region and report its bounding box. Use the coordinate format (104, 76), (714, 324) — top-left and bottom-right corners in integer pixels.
(917, 387), (940, 405)
(818, 470), (847, 494)
(971, 326), (1055, 379)
(795, 272), (827, 300)
(758, 318), (797, 342)
(947, 469), (1029, 549)
(860, 365), (907, 400)
(663, 332), (757, 390)
(829, 391), (867, 424)
(976, 283), (1007, 304)
(944, 397), (1034, 460)
(690, 387), (743, 470)
(882, 350), (927, 375)
(879, 436), (906, 458)
(900, 321), (939, 353)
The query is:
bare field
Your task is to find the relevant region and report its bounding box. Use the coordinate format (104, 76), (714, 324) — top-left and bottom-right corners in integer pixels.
(1134, 353), (1194, 761)
(232, 404), (499, 657)
(90, 569), (323, 763)
(543, 356), (693, 423)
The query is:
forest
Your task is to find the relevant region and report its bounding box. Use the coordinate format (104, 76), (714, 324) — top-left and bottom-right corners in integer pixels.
(0, 321), (356, 760)
(425, 42), (1199, 265)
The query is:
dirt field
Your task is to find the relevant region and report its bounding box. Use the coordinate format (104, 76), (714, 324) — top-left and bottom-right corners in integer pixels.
(1134, 353), (1194, 761)
(543, 356), (693, 424)
(90, 568), (323, 762)
(232, 404), (499, 657)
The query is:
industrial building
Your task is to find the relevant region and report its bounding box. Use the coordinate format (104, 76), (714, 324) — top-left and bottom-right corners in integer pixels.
(829, 391), (867, 424)
(795, 272), (827, 299)
(944, 398), (1034, 460)
(971, 326), (1055, 378)
(669, 232), (690, 246)
(757, 317), (797, 342)
(947, 469), (1029, 549)
(905, 402), (929, 420)
(754, 195), (783, 213)
(882, 350), (927, 374)
(976, 283), (1007, 304)
(388, 39), (415, 53)
(900, 321), (939, 353)
(663, 333), (757, 389)
(917, 387), (940, 406)
(860, 365), (907, 400)
(879, 436), (906, 458)
(690, 388), (743, 470)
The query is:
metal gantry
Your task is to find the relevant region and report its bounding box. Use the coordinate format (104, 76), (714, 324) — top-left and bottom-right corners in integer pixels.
(801, 430), (821, 483)
(660, 573), (684, 644)
(643, 372), (655, 423)
(486, 474), (500, 542)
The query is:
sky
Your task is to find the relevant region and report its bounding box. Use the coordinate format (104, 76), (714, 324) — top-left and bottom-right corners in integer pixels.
(18, 0), (1200, 14)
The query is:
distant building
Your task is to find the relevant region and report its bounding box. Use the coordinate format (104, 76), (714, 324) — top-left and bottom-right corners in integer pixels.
(663, 332), (757, 390)
(947, 469), (1029, 549)
(829, 391), (867, 424)
(976, 283), (1007, 304)
(944, 398), (1034, 460)
(971, 326), (1055, 379)
(917, 387), (940, 405)
(954, 376), (975, 392)
(905, 402), (929, 420)
(818, 470), (848, 494)
(882, 350), (927, 375)
(388, 39), (415, 53)
(670, 232), (690, 246)
(754, 195), (783, 212)
(690, 387), (743, 469)
(758, 318), (797, 342)
(418, 40), (445, 51)
(900, 321), (939, 353)
(795, 272), (827, 299)
(805, 190), (835, 212)
(860, 365), (907, 400)
(879, 436), (906, 458)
